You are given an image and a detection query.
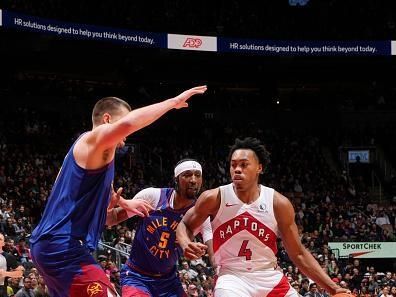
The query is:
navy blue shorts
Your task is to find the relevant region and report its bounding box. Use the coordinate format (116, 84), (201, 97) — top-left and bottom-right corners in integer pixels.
(31, 239), (116, 297)
(120, 264), (186, 297)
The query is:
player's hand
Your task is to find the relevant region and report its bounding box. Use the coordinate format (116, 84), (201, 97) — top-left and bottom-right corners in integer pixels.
(119, 198), (154, 218)
(171, 85), (207, 109)
(108, 187), (123, 210)
(331, 287), (351, 296)
(182, 242), (207, 260)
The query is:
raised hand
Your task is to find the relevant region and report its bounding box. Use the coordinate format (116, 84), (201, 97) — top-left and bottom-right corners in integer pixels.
(172, 85), (207, 109)
(119, 197), (154, 218)
(108, 187), (123, 210)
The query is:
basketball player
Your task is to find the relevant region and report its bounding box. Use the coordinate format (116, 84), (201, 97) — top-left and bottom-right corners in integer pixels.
(177, 137), (350, 297)
(107, 159), (211, 297)
(29, 86), (207, 297)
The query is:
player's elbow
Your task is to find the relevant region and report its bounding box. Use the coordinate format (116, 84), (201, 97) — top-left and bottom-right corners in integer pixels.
(98, 121), (136, 148)
(289, 248), (311, 269)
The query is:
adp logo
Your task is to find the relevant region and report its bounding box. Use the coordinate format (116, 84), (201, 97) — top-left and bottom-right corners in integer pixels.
(183, 37), (202, 48)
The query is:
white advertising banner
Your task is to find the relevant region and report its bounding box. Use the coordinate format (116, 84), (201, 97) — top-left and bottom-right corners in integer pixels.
(392, 41), (396, 55)
(328, 242), (396, 258)
(168, 33), (217, 51)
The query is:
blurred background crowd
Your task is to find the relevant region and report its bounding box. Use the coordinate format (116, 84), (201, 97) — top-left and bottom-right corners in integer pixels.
(1, 1), (396, 296)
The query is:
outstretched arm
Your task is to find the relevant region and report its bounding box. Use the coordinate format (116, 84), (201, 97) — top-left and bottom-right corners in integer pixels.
(106, 187), (155, 226)
(94, 86), (207, 150)
(176, 188), (220, 259)
(74, 86), (207, 170)
(274, 191), (350, 296)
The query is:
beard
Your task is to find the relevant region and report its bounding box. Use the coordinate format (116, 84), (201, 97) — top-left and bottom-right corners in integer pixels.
(180, 188), (199, 200)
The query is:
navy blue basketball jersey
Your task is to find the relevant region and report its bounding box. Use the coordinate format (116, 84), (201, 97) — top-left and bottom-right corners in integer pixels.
(30, 135), (114, 251)
(128, 188), (193, 275)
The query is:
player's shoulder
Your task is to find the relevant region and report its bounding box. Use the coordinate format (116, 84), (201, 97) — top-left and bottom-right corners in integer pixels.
(137, 187), (161, 195)
(196, 188), (221, 212)
(273, 190), (294, 216)
(200, 187), (220, 200)
(71, 131), (93, 154)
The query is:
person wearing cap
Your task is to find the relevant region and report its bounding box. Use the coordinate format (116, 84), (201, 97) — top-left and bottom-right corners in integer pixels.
(111, 159), (212, 297)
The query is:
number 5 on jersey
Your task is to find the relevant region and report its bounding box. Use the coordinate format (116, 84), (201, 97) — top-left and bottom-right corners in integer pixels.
(238, 240), (252, 260)
(159, 231), (170, 248)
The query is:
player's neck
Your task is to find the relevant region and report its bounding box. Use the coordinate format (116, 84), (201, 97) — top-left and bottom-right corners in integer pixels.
(233, 184), (261, 204)
(173, 193), (194, 210)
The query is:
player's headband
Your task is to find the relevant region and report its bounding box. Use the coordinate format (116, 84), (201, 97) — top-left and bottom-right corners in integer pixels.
(174, 161), (202, 177)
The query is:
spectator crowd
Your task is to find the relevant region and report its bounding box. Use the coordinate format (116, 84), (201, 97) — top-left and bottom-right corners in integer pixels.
(0, 97), (395, 296)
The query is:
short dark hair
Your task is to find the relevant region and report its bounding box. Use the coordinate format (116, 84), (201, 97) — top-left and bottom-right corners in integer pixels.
(309, 283), (318, 289)
(92, 97), (131, 126)
(228, 137), (271, 170)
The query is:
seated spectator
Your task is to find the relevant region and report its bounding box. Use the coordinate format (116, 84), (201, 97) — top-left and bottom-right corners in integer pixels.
(180, 261), (198, 280)
(15, 239), (31, 263)
(15, 277), (34, 297)
(33, 275), (50, 297)
(379, 285), (392, 297)
(299, 278), (310, 296)
(304, 282), (319, 297)
(7, 277), (22, 296)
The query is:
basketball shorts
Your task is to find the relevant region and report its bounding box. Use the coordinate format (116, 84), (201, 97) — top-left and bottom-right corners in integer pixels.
(214, 267), (299, 297)
(31, 238), (118, 297)
(120, 264), (186, 297)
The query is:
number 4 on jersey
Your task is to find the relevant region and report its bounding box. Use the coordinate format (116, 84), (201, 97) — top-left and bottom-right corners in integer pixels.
(238, 240), (252, 260)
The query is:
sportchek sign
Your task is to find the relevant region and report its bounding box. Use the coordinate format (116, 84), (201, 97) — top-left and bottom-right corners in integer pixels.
(328, 242), (396, 258)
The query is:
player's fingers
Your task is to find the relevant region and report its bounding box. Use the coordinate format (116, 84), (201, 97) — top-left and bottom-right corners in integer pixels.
(142, 201), (154, 210)
(191, 243), (207, 253)
(189, 244), (206, 254)
(140, 206), (150, 217)
(193, 85), (207, 91)
(133, 210), (145, 217)
(184, 251), (199, 260)
(116, 187), (123, 197)
(195, 243), (207, 249)
(195, 88), (207, 94)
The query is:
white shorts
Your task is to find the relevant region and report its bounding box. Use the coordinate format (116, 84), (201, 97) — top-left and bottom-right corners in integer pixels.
(214, 268), (299, 297)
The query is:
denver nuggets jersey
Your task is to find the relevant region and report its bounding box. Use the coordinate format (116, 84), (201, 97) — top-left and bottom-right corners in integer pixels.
(212, 184), (279, 272)
(30, 135), (114, 251)
(128, 188), (192, 275)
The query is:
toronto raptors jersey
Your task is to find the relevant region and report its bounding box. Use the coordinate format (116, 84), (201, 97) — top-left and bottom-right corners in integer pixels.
(212, 183), (279, 272)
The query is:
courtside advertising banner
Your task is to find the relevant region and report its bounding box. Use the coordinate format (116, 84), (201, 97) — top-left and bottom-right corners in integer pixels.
(168, 33), (217, 51)
(329, 242), (396, 258)
(1, 9), (166, 48)
(2, 9), (396, 56)
(218, 37), (392, 56)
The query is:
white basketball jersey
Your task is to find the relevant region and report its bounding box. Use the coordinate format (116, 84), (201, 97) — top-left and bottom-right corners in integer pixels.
(212, 183), (279, 272)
